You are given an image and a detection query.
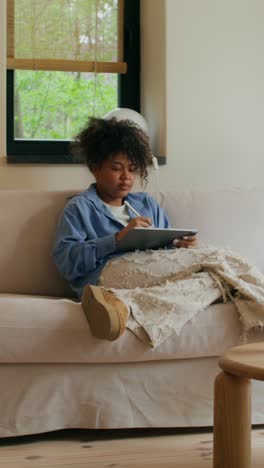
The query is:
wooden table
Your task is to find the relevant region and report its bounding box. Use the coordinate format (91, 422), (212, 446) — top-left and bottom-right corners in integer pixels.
(213, 342), (264, 468)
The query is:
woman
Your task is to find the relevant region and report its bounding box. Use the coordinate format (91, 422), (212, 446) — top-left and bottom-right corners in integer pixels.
(53, 117), (197, 343)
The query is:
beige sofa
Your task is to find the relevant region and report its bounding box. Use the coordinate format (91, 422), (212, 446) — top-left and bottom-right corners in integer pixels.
(1, 188), (264, 437)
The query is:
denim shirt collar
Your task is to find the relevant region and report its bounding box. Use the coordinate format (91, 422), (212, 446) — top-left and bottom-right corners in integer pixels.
(84, 183), (145, 223)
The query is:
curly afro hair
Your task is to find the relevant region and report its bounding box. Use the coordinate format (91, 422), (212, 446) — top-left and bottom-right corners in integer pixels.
(71, 116), (153, 181)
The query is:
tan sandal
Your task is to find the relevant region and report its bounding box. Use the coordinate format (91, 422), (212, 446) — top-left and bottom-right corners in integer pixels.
(81, 285), (129, 341)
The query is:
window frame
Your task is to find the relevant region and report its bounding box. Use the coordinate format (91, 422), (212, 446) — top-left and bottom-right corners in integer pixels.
(6, 0), (140, 164)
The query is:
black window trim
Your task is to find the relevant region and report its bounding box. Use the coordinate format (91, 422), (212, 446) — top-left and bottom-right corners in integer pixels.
(7, 0), (141, 164)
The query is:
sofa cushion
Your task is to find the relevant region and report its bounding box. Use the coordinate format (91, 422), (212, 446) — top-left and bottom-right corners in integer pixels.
(1, 294), (263, 364)
(0, 191), (75, 297)
(156, 189), (264, 272)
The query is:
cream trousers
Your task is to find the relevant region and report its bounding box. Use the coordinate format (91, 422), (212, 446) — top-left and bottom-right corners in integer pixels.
(98, 248), (222, 347)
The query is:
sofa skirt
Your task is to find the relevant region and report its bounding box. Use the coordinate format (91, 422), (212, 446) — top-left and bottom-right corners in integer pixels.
(1, 357), (264, 437)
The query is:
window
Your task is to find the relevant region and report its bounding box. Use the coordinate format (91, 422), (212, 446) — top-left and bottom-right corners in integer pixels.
(6, 0), (140, 163)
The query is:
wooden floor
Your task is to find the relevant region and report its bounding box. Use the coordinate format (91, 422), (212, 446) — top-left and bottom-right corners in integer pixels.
(0, 427), (264, 467)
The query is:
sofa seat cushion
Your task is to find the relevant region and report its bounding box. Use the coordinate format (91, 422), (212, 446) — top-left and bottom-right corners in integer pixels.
(0, 294), (263, 364)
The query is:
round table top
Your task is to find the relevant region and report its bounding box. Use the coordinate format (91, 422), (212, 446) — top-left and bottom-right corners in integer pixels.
(219, 342), (264, 381)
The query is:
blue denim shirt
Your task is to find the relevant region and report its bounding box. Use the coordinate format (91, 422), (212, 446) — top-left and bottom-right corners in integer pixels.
(53, 184), (170, 297)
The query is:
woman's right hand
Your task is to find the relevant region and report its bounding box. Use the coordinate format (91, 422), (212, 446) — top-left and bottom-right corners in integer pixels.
(115, 217), (152, 243)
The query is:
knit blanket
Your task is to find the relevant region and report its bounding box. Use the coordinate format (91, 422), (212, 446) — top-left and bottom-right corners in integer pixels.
(99, 248), (264, 348)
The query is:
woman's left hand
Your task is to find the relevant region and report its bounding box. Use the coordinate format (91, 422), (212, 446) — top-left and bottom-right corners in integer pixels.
(173, 235), (198, 249)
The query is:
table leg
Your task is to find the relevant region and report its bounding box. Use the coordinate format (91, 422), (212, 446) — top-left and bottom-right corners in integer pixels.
(213, 370), (251, 468)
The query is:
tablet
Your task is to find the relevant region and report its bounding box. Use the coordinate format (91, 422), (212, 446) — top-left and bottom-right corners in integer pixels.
(116, 228), (198, 252)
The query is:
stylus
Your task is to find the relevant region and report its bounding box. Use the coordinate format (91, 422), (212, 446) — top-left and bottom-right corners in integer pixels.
(124, 201), (141, 217)
(124, 201), (153, 226)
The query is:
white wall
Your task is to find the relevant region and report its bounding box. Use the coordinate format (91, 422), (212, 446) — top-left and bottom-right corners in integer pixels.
(164, 0), (264, 190)
(141, 0), (166, 159)
(1, 0), (264, 190)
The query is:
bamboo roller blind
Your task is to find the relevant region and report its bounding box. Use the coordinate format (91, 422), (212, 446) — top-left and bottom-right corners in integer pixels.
(7, 0), (127, 74)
